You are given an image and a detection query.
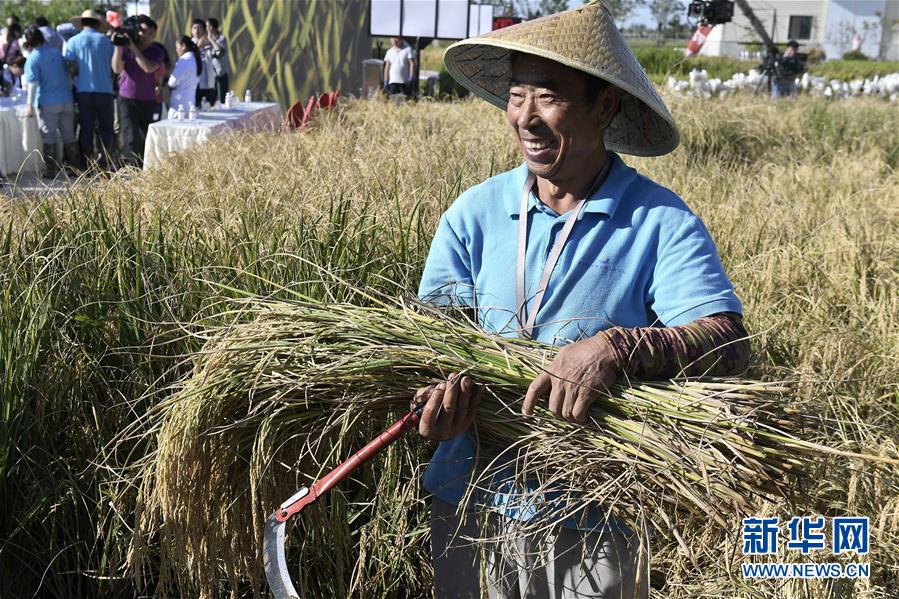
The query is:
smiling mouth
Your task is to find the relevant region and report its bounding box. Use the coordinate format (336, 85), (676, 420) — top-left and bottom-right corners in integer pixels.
(522, 139), (554, 151)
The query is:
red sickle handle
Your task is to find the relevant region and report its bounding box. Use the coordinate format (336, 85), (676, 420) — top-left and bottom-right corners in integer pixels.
(274, 402), (425, 523)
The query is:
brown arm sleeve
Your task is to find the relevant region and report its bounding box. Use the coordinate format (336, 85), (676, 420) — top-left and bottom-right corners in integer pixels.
(596, 312), (750, 379)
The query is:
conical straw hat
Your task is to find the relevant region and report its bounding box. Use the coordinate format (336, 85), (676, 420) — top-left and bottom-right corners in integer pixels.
(444, 1), (679, 157)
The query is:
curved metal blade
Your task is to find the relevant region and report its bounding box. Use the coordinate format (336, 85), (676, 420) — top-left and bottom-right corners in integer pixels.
(263, 512), (300, 599)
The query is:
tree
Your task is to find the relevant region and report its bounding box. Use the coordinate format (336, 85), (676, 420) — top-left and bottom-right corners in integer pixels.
(0, 0), (96, 27)
(649, 0), (683, 44)
(536, 0), (570, 17)
(667, 13), (691, 39)
(602, 0), (646, 24)
(491, 0), (570, 19)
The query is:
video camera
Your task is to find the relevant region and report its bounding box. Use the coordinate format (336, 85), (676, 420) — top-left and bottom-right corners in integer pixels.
(110, 15), (141, 46)
(687, 0), (735, 26)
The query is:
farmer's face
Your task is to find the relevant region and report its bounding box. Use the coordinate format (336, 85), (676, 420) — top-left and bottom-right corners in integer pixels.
(507, 54), (619, 181)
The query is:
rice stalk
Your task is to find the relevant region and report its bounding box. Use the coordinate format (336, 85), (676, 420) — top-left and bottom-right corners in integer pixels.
(132, 290), (896, 596)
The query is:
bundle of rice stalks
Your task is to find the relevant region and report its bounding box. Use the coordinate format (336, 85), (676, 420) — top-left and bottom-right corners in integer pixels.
(130, 292), (896, 595)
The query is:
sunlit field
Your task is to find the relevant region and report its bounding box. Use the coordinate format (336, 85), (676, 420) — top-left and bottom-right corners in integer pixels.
(1, 93), (897, 598)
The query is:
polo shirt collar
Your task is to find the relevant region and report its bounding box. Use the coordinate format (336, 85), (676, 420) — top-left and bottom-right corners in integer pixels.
(507, 153), (637, 220)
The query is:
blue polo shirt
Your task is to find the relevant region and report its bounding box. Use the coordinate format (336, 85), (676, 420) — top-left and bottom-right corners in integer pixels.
(64, 29), (114, 94)
(23, 47), (73, 108)
(417, 152), (742, 529)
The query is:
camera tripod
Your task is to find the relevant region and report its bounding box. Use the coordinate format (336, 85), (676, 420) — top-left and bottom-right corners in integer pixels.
(753, 51), (778, 95)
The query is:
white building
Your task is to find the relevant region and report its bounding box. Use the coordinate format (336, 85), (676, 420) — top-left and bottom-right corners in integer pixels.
(700, 0), (899, 60)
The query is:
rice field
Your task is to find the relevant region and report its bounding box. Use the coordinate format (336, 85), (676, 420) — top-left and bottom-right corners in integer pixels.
(1, 93), (898, 598)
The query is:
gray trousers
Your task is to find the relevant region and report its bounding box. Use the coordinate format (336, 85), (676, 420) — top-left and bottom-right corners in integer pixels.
(431, 498), (648, 599)
(37, 102), (76, 145)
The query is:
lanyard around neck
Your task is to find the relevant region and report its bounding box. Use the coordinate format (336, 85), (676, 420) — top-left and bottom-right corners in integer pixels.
(515, 159), (612, 339)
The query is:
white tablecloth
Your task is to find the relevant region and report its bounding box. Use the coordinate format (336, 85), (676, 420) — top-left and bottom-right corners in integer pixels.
(0, 96), (43, 176)
(143, 102), (282, 169)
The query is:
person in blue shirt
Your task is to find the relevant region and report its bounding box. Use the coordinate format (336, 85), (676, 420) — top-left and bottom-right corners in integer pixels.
(415, 4), (750, 598)
(65, 10), (115, 167)
(22, 25), (78, 178)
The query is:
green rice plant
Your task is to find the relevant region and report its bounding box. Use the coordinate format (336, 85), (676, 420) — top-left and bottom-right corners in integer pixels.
(810, 59), (899, 80)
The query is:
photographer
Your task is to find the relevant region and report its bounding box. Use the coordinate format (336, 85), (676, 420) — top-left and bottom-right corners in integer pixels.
(111, 15), (164, 164)
(772, 40), (806, 98)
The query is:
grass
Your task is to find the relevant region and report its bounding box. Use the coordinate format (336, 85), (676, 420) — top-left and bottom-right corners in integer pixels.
(1, 93), (898, 597)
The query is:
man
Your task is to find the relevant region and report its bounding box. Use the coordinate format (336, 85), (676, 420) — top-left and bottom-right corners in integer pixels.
(206, 18), (230, 104)
(111, 15), (164, 164)
(382, 36), (415, 97)
(191, 19), (216, 107)
(415, 3), (749, 598)
(35, 17), (63, 52)
(65, 10), (114, 165)
(772, 40), (805, 98)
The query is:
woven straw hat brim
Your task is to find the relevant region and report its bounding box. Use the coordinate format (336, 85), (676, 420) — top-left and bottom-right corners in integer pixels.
(443, 2), (679, 157)
(70, 10), (110, 32)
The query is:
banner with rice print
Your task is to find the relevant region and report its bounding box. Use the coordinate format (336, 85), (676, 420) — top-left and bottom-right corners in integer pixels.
(149, 0), (371, 107)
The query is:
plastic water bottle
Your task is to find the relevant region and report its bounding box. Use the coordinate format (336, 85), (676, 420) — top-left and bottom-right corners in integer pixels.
(188, 105), (197, 121)
(244, 89), (252, 103)
(176, 104), (185, 120)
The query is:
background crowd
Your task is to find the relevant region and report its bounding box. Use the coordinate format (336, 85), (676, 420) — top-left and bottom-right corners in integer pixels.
(0, 9), (232, 175)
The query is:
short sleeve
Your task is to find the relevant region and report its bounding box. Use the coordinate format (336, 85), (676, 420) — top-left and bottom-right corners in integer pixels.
(417, 213), (475, 307)
(23, 55), (39, 83)
(647, 211), (742, 326)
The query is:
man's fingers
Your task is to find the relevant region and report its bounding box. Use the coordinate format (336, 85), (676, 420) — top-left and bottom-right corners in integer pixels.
(412, 385), (434, 410)
(561, 383), (579, 421)
(451, 376), (471, 432)
(418, 384), (444, 439)
(523, 371), (552, 415)
(548, 381), (565, 418)
(572, 389), (596, 424)
(442, 373), (460, 420)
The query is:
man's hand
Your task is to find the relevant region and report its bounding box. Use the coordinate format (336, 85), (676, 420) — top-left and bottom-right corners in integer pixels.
(412, 373), (482, 441)
(24, 105), (33, 118)
(522, 335), (618, 423)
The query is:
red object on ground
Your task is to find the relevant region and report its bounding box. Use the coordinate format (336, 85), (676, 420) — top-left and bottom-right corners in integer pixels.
(317, 89), (340, 110)
(284, 100), (306, 130)
(285, 90), (340, 132)
(685, 24), (713, 57)
(299, 95), (318, 130)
